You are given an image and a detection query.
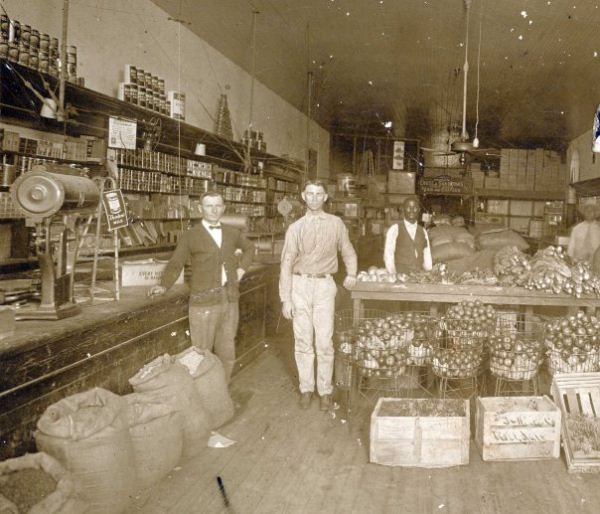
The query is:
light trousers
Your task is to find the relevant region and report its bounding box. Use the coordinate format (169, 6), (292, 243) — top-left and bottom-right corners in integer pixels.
(291, 275), (337, 395)
(188, 299), (239, 382)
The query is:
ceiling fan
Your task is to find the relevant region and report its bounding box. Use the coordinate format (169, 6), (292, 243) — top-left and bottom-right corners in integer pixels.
(423, 0), (499, 163)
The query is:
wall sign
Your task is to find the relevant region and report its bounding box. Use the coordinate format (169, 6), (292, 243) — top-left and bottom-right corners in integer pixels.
(108, 116), (137, 149)
(392, 141), (405, 170)
(102, 189), (129, 231)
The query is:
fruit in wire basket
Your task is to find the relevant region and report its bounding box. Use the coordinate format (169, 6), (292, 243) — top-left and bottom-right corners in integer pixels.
(489, 331), (544, 380)
(442, 300), (497, 340)
(544, 311), (600, 374)
(431, 345), (483, 378)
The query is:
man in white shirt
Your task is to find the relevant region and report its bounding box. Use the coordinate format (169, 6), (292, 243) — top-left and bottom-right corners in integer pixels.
(384, 196), (433, 274)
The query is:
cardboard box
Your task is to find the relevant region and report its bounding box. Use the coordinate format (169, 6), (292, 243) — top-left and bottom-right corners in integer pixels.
(121, 259), (184, 286)
(370, 398), (470, 468)
(476, 396), (561, 462)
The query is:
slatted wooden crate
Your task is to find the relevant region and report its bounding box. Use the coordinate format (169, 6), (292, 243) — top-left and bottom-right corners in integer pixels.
(475, 396), (561, 461)
(370, 398), (469, 468)
(551, 373), (600, 473)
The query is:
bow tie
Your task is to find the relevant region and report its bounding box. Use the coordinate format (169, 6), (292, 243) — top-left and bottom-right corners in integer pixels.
(208, 225), (221, 230)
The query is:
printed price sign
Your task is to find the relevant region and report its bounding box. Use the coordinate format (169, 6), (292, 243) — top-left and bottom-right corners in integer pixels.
(108, 116), (137, 149)
(102, 189), (129, 231)
(392, 141), (405, 170)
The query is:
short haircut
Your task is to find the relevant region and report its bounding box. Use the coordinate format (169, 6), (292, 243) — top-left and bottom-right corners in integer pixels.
(302, 179), (328, 192)
(403, 195), (420, 208)
(200, 191), (224, 203)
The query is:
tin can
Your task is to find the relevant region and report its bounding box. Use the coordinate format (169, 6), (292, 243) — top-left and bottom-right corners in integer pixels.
(30, 29), (39, 48)
(18, 48), (29, 66)
(48, 63), (58, 78)
(39, 33), (49, 51)
(130, 85), (138, 105)
(158, 78), (165, 95)
(29, 53), (39, 69)
(38, 50), (49, 72)
(9, 20), (20, 43)
(67, 45), (76, 62)
(0, 15), (9, 40)
(20, 24), (31, 46)
(144, 72), (152, 90)
(49, 37), (58, 50)
(0, 41), (8, 58)
(152, 75), (158, 93)
(137, 69), (145, 88)
(138, 87), (146, 108)
(7, 42), (18, 62)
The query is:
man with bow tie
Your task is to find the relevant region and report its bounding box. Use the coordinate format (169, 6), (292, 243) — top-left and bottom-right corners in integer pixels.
(148, 191), (254, 381)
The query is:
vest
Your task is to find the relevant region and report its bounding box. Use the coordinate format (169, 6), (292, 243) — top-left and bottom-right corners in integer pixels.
(394, 221), (427, 273)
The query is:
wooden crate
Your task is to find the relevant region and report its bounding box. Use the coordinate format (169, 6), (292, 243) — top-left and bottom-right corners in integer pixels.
(551, 373), (600, 473)
(370, 398), (469, 468)
(475, 396), (561, 461)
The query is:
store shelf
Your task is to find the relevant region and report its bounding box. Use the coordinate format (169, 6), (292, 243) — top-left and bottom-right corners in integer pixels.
(1, 150), (103, 166)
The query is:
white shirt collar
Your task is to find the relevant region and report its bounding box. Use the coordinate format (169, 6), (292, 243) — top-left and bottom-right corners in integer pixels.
(202, 219), (221, 229)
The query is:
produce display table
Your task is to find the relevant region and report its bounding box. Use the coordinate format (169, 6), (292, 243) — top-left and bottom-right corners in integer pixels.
(348, 282), (600, 321)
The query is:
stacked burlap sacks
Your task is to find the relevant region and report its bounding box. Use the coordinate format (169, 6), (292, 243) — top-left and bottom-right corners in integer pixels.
(470, 223), (529, 252)
(34, 388), (136, 514)
(0, 452), (88, 513)
(129, 354), (210, 459)
(428, 225), (476, 263)
(124, 393), (184, 490)
(175, 347), (234, 429)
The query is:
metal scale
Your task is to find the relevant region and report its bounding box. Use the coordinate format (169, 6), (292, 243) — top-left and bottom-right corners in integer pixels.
(10, 163), (100, 320)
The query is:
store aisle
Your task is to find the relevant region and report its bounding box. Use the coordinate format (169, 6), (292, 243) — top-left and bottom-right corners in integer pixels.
(131, 337), (600, 514)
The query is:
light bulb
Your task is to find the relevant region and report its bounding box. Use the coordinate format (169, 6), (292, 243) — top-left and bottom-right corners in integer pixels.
(472, 137), (480, 148)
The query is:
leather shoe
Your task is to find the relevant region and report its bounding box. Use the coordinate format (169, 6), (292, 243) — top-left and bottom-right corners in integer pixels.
(299, 392), (312, 409)
(319, 394), (332, 411)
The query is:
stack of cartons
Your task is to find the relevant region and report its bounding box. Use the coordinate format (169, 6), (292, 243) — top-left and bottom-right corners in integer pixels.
(525, 150), (536, 191)
(516, 149), (529, 190)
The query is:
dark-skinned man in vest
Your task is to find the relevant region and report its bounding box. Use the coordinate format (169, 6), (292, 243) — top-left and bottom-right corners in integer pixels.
(384, 196), (432, 274)
(148, 191), (255, 382)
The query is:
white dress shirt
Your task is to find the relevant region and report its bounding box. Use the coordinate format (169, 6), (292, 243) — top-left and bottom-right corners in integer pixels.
(384, 219), (433, 274)
(202, 219), (227, 285)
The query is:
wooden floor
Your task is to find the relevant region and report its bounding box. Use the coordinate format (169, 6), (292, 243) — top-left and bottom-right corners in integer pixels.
(131, 332), (600, 514)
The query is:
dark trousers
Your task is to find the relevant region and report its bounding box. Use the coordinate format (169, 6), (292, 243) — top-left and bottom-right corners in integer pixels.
(188, 298), (239, 382)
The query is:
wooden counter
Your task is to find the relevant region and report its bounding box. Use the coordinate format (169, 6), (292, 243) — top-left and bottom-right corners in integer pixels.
(0, 263), (276, 459)
(349, 281), (600, 320)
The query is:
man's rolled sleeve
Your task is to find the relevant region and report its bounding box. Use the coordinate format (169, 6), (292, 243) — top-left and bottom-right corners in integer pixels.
(338, 222), (357, 277)
(384, 224), (398, 274)
(279, 227), (298, 302)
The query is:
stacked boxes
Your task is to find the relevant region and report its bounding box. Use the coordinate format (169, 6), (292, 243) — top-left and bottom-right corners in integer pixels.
(118, 65), (169, 116)
(494, 148), (566, 192)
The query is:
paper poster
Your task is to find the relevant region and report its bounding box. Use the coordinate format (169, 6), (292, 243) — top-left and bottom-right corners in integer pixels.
(108, 117), (137, 149)
(393, 141), (405, 170)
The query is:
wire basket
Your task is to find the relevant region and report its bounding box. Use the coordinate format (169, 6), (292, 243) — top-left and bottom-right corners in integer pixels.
(333, 309), (388, 388)
(544, 314), (600, 376)
(383, 311), (436, 366)
(348, 310), (415, 378)
(489, 319), (545, 381)
(430, 323), (486, 379)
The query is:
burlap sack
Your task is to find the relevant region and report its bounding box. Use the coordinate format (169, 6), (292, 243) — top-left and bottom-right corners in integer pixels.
(129, 354), (210, 459)
(34, 388), (135, 514)
(175, 347), (234, 429)
(124, 393), (184, 490)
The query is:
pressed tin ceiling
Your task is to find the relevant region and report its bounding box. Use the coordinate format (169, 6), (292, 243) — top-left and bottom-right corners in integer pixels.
(152, 0), (600, 149)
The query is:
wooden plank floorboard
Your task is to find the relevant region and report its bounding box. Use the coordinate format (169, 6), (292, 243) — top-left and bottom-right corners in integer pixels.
(129, 342), (600, 514)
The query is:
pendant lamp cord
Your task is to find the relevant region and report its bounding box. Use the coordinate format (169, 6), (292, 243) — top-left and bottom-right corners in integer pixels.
(475, 0), (483, 143)
(461, 2), (470, 140)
